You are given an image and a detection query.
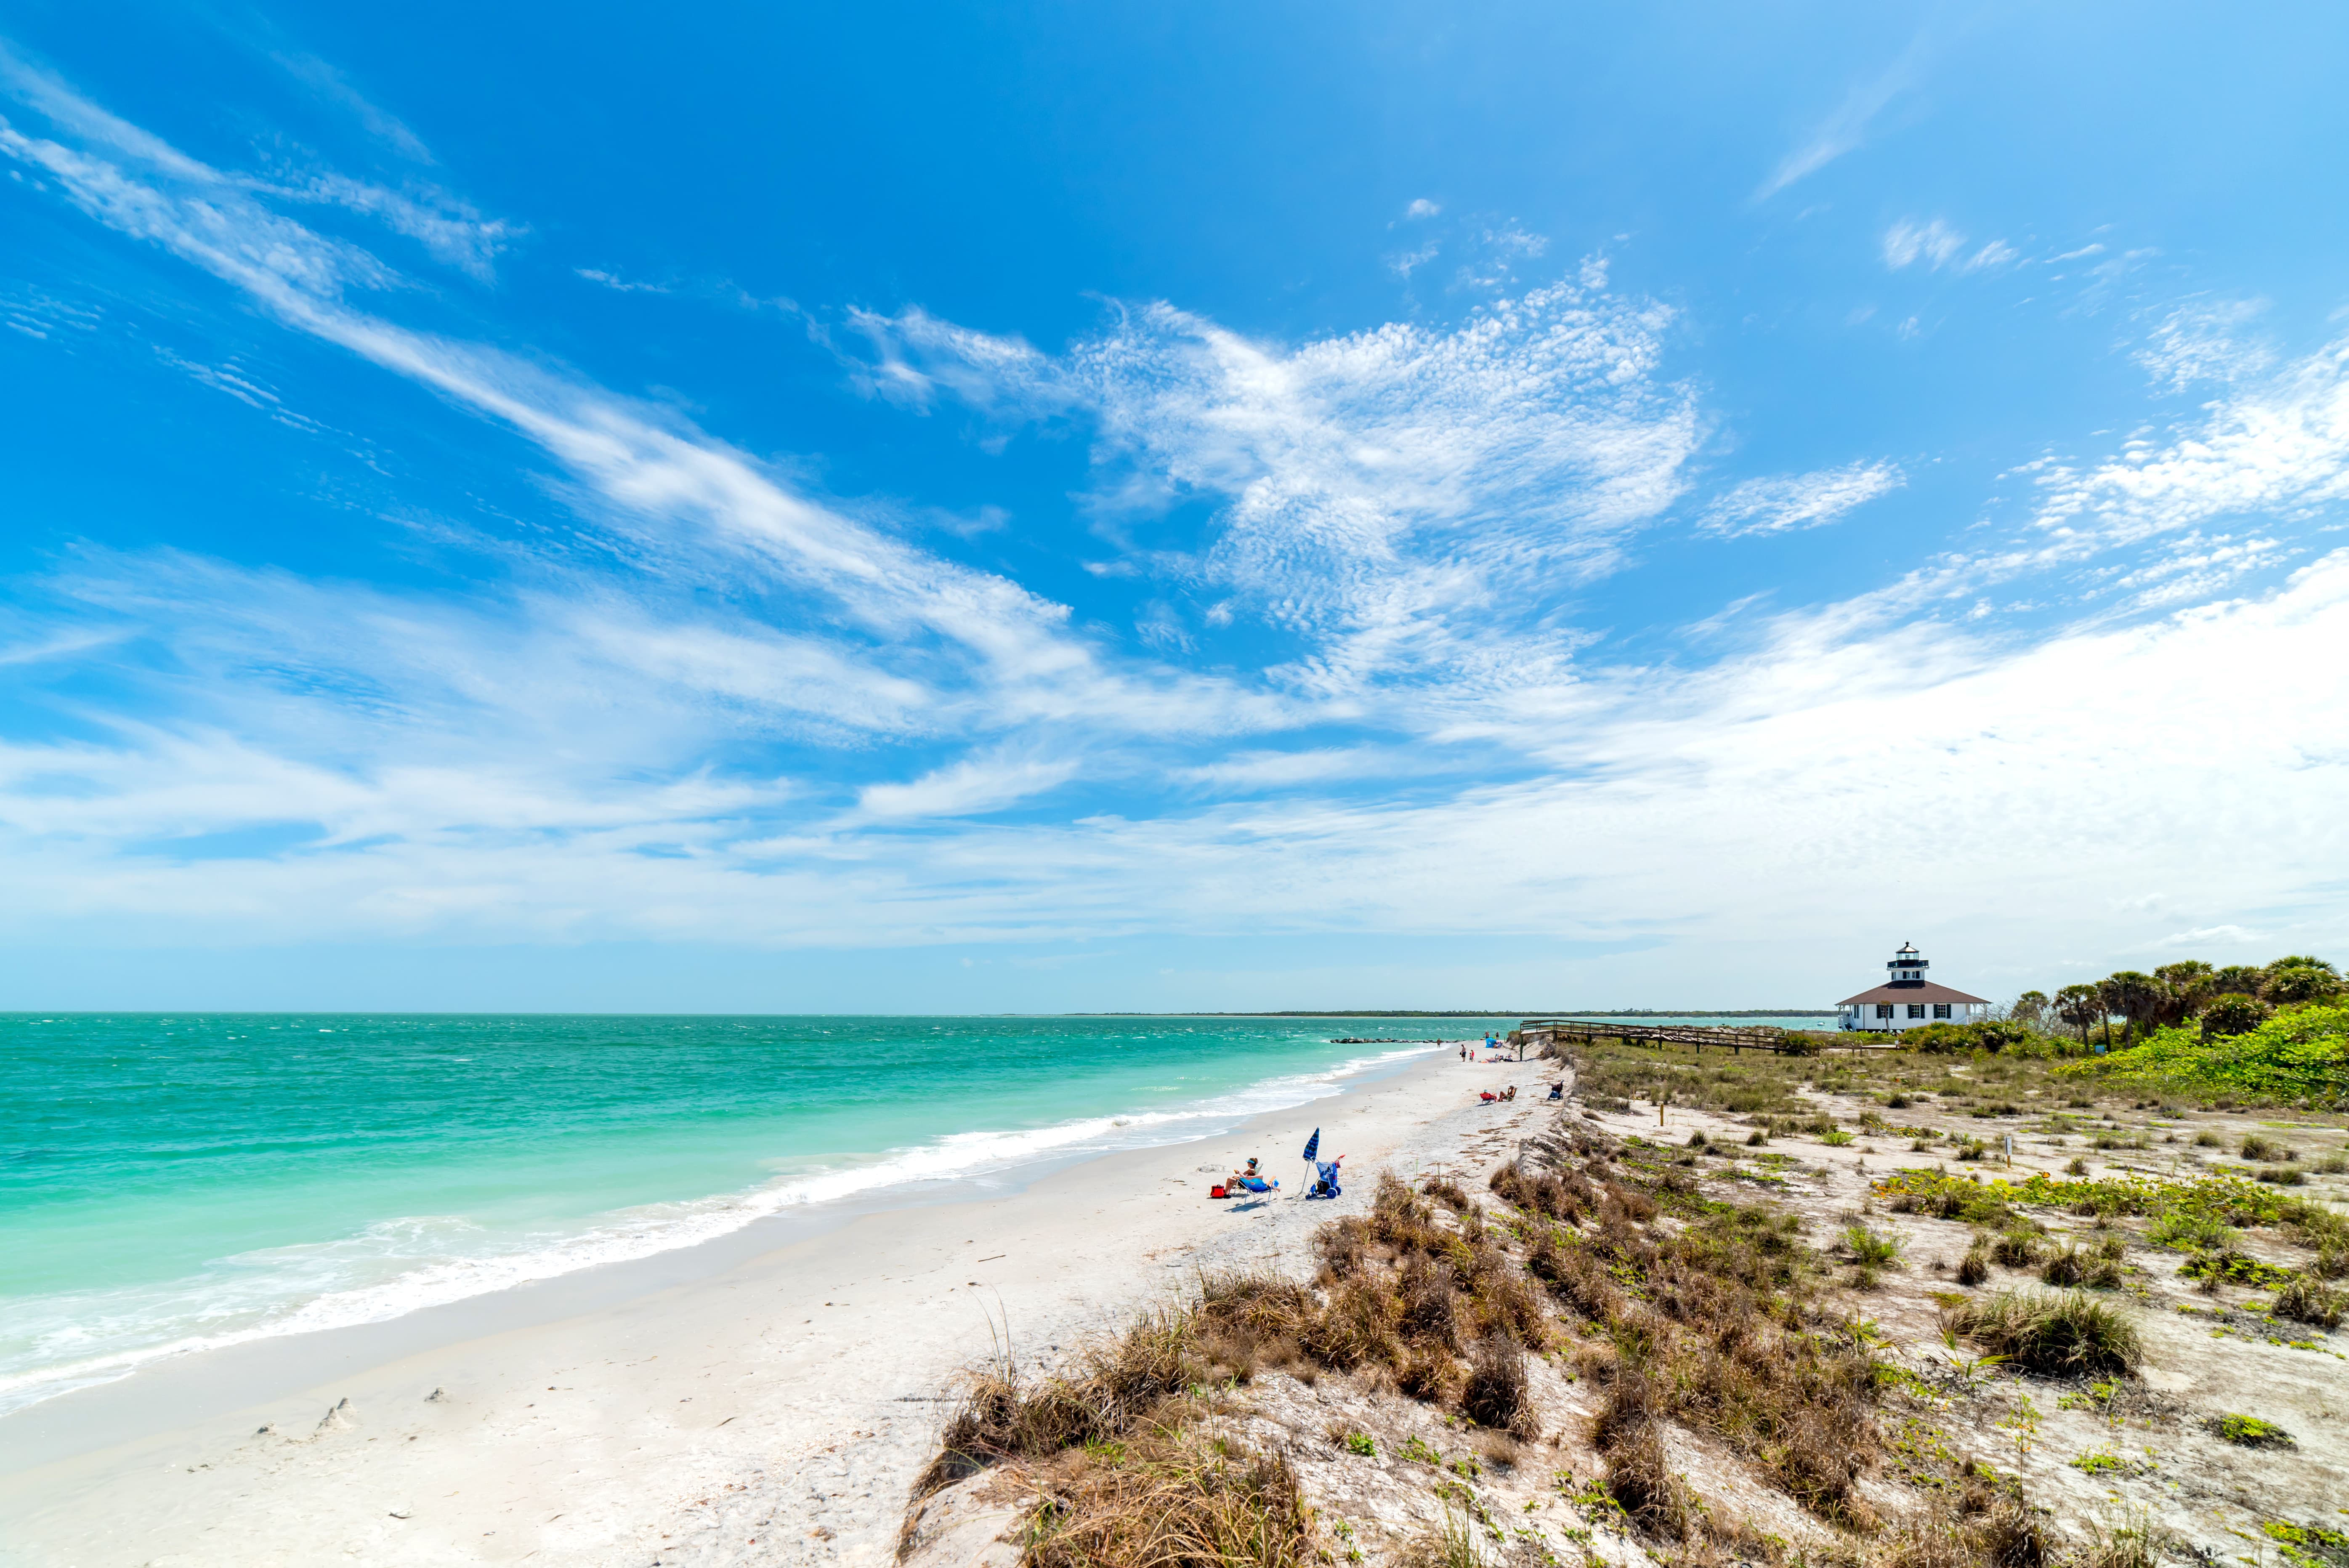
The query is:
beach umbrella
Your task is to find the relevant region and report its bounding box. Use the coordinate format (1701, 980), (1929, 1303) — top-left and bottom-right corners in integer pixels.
(1302, 1127), (1319, 1162)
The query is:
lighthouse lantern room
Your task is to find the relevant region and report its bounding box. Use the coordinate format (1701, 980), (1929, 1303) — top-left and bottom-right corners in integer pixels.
(1836, 942), (1990, 1033)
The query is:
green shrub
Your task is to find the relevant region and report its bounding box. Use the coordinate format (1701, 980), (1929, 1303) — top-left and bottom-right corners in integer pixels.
(1340, 1430), (1376, 1457)
(2074, 1005), (2349, 1103)
(1843, 1223), (1905, 1269)
(2201, 994), (2272, 1039)
(2146, 1210), (2235, 1252)
(2209, 1413), (2295, 1448)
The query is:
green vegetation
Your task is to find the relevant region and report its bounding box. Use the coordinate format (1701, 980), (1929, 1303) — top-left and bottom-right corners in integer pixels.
(2261, 1518), (2349, 1568)
(2209, 1412), (2295, 1448)
(1876, 1165), (2338, 1233)
(2071, 1005), (2349, 1105)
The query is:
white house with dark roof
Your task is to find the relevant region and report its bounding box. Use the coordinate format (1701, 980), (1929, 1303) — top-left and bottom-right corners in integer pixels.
(1836, 942), (1990, 1033)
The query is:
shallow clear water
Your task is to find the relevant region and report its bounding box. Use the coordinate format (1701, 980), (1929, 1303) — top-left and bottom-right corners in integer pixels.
(0, 1013), (1496, 1414)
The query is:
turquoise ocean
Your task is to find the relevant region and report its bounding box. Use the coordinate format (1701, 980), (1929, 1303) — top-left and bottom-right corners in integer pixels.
(1, 1012), (1531, 1417)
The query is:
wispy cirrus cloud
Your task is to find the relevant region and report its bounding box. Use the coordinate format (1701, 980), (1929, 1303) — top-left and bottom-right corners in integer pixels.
(271, 51), (436, 165)
(1755, 40), (1926, 200)
(2134, 298), (2274, 392)
(1881, 218), (2016, 274)
(1698, 460), (1904, 537)
(853, 276), (1702, 696)
(0, 40), (513, 282)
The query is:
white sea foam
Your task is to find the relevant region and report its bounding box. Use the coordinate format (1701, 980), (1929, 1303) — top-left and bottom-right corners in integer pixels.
(0, 1043), (1435, 1417)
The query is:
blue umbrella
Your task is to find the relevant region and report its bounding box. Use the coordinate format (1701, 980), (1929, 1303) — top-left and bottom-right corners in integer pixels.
(1302, 1127), (1320, 1162)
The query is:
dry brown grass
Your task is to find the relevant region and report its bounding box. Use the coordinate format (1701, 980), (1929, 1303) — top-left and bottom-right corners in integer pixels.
(914, 1310), (1198, 1499)
(1020, 1426), (1318, 1568)
(1878, 1468), (2051, 1568)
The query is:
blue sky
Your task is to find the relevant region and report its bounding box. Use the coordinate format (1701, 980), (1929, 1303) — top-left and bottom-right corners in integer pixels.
(3, 3), (2346, 1011)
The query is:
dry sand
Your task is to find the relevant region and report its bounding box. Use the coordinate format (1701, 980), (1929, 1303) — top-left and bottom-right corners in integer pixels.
(0, 1047), (1561, 1567)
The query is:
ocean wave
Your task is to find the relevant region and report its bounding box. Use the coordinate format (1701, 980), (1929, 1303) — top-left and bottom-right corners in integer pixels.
(0, 1042), (1435, 1417)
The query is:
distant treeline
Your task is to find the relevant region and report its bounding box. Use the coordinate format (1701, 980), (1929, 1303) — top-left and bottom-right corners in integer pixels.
(1880, 953), (2347, 1106)
(2008, 954), (2342, 1047)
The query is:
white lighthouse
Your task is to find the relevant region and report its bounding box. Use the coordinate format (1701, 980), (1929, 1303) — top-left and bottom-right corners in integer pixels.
(1836, 941), (1989, 1033)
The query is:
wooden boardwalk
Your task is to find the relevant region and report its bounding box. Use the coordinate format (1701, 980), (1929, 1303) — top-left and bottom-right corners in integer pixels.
(1519, 1018), (1894, 1056)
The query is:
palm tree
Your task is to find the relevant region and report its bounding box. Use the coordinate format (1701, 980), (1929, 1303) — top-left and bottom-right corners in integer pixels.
(2055, 983), (2103, 1045)
(2103, 971), (2164, 1044)
(2152, 961), (2214, 1028)
(2264, 956), (2343, 1007)
(2213, 964), (2265, 997)
(2012, 990), (2051, 1031)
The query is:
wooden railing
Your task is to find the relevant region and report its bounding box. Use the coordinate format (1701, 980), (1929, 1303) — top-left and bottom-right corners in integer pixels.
(1517, 1018), (1891, 1055)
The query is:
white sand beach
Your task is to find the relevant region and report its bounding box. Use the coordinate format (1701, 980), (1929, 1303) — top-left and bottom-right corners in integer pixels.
(0, 1047), (1559, 1566)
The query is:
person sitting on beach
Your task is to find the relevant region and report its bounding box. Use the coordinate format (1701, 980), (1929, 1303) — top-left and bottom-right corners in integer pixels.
(1232, 1157), (1263, 1184)
(1547, 1081), (1565, 1101)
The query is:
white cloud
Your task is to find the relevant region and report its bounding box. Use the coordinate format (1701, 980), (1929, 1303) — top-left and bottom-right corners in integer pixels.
(1756, 47), (1921, 200)
(2160, 925), (2265, 948)
(1882, 218), (1966, 271)
(0, 41), (512, 282)
(1389, 241), (1439, 279)
(2134, 299), (2273, 392)
(575, 266), (674, 295)
(272, 52), (436, 165)
(1698, 460), (1904, 537)
(1, 282), (101, 340)
(1404, 198), (1440, 220)
(851, 751), (1082, 822)
(857, 277), (1701, 698)
(2034, 332), (2349, 548)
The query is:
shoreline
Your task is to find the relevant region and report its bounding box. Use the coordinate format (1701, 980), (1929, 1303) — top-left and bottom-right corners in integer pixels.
(0, 1044), (1558, 1565)
(0, 1032), (1460, 1428)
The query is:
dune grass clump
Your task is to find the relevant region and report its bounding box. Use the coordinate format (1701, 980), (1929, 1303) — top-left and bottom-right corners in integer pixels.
(1990, 1226), (2044, 1268)
(1019, 1430), (1317, 1568)
(1944, 1289), (2143, 1378)
(1878, 1467), (2051, 1568)
(2274, 1273), (2346, 1331)
(915, 1311), (1200, 1497)
(2040, 1238), (2125, 1290)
